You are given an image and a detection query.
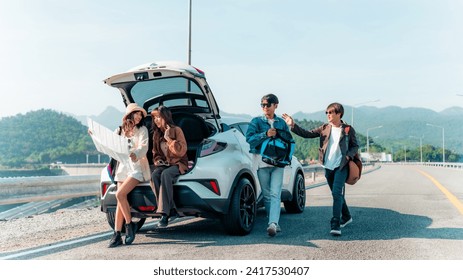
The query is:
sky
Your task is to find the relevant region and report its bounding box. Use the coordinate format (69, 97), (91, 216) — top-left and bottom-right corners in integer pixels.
(1, 0), (463, 119)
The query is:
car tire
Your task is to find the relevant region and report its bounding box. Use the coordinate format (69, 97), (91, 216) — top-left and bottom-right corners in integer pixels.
(105, 212), (146, 232)
(284, 172), (306, 213)
(222, 178), (256, 236)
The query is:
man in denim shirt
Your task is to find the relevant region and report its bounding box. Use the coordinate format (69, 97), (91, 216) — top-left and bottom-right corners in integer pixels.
(246, 94), (291, 237)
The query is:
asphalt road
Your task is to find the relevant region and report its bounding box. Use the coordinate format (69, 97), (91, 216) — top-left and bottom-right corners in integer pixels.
(6, 164), (463, 260)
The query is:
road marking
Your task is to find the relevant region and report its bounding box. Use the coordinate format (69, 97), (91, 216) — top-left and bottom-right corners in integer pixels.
(415, 169), (463, 215)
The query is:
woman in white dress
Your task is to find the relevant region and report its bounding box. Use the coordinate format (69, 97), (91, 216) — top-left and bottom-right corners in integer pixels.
(109, 103), (150, 248)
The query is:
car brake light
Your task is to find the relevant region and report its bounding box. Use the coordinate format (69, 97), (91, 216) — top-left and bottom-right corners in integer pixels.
(137, 206), (156, 212)
(209, 180), (220, 195)
(101, 183), (109, 197)
(199, 139), (227, 157)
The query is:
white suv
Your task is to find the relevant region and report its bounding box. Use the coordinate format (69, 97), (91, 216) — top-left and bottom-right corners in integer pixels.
(99, 61), (306, 235)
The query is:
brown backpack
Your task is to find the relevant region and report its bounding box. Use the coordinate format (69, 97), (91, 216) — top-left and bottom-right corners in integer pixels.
(346, 153), (362, 185)
(344, 125), (362, 185)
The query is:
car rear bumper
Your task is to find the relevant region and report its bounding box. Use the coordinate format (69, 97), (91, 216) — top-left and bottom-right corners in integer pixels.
(101, 184), (229, 218)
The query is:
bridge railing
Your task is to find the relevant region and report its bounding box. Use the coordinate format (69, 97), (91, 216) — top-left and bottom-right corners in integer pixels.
(0, 162), (384, 206)
(1, 165), (329, 206)
(382, 162), (463, 169)
(0, 175), (100, 206)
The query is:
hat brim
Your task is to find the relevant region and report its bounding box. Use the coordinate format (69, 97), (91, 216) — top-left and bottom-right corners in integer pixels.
(123, 106), (147, 121)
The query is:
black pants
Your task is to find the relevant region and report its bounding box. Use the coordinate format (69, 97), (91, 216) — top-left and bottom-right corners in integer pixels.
(324, 166), (350, 220)
(151, 165), (180, 215)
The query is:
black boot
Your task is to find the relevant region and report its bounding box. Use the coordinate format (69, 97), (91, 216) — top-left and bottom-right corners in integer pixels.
(125, 222), (137, 245)
(108, 231), (122, 248)
(159, 214), (168, 227)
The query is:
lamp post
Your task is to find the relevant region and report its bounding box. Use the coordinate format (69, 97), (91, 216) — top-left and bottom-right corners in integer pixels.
(351, 99), (380, 126)
(187, 0), (192, 65)
(409, 135), (423, 163)
(404, 145), (407, 163)
(426, 123), (445, 163)
(366, 125), (383, 161)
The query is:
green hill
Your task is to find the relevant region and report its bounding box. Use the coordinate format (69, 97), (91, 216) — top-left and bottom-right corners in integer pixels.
(293, 106), (463, 156)
(0, 109), (98, 168)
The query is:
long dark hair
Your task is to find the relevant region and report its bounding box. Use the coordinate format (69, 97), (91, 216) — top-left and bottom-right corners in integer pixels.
(152, 105), (176, 138)
(122, 111), (145, 136)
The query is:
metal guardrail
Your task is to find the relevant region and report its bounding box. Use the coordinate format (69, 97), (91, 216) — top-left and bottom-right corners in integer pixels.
(0, 175), (100, 206)
(0, 164), (384, 206)
(0, 163), (389, 220)
(381, 162), (463, 169)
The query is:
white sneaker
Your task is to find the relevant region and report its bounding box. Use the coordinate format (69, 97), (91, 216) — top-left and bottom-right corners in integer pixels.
(276, 224), (281, 232)
(340, 217), (353, 228)
(267, 223), (277, 237)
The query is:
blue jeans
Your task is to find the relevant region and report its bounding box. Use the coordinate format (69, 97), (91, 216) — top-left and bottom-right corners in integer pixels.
(325, 167), (350, 220)
(257, 166), (284, 225)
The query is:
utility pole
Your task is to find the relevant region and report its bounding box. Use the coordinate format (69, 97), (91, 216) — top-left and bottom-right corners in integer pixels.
(188, 0), (192, 65)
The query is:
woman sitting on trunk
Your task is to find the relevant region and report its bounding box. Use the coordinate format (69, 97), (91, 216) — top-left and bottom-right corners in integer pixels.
(151, 106), (189, 227)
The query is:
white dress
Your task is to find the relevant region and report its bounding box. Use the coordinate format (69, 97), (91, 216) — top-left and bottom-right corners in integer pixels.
(114, 126), (151, 182)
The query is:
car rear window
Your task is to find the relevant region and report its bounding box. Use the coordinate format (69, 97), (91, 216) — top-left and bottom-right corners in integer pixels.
(131, 77), (203, 106)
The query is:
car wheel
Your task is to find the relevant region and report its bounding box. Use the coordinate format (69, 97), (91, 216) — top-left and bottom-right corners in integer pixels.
(284, 172), (306, 213)
(222, 178), (256, 236)
(105, 212), (146, 232)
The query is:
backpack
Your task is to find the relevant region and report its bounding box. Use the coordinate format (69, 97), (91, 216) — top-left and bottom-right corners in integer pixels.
(107, 126), (122, 183)
(260, 129), (295, 168)
(344, 125), (362, 185)
(346, 153), (362, 185)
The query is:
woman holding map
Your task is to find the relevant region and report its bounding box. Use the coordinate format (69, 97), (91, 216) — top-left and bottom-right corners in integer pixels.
(108, 103), (150, 248)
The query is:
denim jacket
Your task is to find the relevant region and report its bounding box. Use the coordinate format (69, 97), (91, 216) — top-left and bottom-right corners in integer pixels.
(246, 115), (290, 154)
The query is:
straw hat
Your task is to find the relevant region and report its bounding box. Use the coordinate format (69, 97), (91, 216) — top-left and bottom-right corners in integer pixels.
(123, 103), (147, 121)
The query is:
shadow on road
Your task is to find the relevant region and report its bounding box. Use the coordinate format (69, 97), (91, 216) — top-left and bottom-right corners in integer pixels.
(142, 206), (463, 248)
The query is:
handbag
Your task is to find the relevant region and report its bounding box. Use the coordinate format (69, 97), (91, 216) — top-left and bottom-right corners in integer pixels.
(260, 129), (295, 168)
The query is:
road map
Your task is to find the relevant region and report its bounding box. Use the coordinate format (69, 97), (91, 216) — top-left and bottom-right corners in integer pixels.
(87, 118), (132, 168)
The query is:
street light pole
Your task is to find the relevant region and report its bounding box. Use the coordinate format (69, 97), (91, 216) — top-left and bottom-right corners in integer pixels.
(351, 99), (380, 126)
(409, 135), (423, 163)
(426, 123), (445, 163)
(366, 125), (383, 161)
(187, 0), (192, 65)
(404, 146), (407, 163)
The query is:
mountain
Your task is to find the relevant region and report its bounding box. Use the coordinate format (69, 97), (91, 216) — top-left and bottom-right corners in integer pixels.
(293, 105), (463, 155)
(74, 106), (254, 130)
(0, 109), (98, 168)
(73, 106), (123, 131)
(76, 104), (463, 155)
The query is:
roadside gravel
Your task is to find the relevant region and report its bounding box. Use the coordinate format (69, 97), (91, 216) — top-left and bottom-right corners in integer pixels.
(0, 174), (329, 254)
(0, 207), (108, 253)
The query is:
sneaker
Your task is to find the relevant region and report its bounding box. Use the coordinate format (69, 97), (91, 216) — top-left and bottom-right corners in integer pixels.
(330, 218), (341, 236)
(267, 223), (277, 237)
(276, 224), (282, 232)
(340, 216), (353, 228)
(108, 231), (123, 248)
(159, 215), (168, 227)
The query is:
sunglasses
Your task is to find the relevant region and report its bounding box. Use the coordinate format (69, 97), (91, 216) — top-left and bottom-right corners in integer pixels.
(260, 103), (273, 108)
(325, 110), (337, 115)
